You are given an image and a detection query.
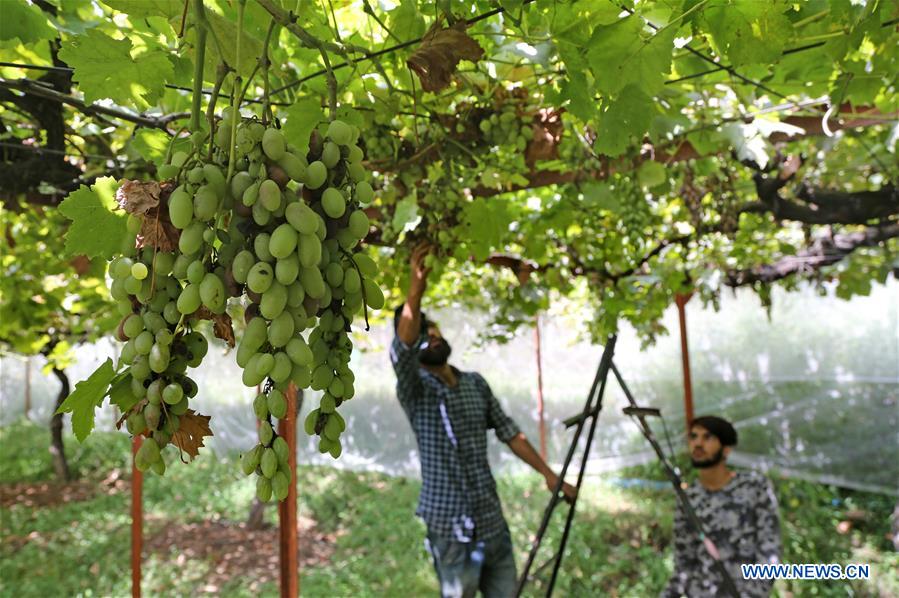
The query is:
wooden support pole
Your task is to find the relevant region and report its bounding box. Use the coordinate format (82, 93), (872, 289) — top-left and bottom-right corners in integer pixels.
(675, 293), (695, 430)
(534, 314), (547, 461)
(131, 436), (143, 598)
(278, 384), (299, 598)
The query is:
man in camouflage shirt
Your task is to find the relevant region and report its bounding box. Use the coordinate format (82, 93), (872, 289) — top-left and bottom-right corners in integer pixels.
(391, 244), (576, 598)
(664, 415), (781, 597)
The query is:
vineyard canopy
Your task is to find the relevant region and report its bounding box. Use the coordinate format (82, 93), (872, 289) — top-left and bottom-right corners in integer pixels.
(1, 0), (897, 347)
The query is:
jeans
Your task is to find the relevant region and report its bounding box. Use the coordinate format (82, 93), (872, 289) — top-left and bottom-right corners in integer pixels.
(424, 527), (517, 598)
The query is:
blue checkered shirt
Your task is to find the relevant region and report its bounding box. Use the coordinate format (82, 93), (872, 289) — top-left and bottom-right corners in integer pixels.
(390, 332), (521, 541)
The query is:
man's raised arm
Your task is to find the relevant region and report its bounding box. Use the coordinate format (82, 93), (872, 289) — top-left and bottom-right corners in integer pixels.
(397, 243), (431, 346)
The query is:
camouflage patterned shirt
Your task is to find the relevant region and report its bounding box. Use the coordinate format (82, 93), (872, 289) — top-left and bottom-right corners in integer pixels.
(663, 470), (781, 597)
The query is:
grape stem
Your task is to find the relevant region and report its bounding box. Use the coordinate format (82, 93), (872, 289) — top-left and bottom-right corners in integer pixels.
(206, 63), (231, 161)
(339, 247), (370, 331)
(260, 19), (277, 125)
(226, 0), (247, 181)
(189, 0), (208, 133)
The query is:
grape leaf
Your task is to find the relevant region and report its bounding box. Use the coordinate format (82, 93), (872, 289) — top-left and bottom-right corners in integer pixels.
(56, 358), (117, 442)
(407, 21), (484, 92)
(0, 1), (55, 43)
(392, 196), (421, 234)
(560, 72), (596, 123)
(101, 0), (183, 19)
(59, 177), (130, 259)
(587, 15), (676, 97)
(131, 129), (172, 166)
(108, 373), (139, 413)
(58, 29), (174, 108)
(702, 1), (792, 67)
(637, 160), (667, 189)
(389, 0), (426, 40)
(594, 86), (653, 157)
(281, 98), (325, 156)
(463, 200), (511, 261)
(171, 410), (213, 460)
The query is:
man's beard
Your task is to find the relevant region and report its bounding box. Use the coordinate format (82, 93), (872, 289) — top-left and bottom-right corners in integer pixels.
(419, 339), (452, 366)
(691, 446), (725, 469)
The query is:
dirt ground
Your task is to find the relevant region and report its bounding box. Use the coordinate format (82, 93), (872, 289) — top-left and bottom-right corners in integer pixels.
(2, 474), (336, 592)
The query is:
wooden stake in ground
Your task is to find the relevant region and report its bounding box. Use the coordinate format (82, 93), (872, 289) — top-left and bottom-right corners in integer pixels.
(278, 384), (299, 597)
(131, 436), (143, 598)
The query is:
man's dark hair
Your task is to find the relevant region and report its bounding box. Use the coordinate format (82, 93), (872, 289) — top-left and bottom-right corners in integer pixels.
(691, 415), (738, 447)
(393, 304), (430, 336)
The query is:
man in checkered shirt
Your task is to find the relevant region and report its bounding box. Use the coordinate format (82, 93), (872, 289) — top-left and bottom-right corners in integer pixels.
(391, 244), (576, 598)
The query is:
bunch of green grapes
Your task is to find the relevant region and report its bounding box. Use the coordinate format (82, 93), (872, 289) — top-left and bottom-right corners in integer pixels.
(618, 181), (655, 236)
(218, 117), (383, 497)
(105, 108), (384, 499)
(109, 244), (208, 475)
(478, 105), (534, 152)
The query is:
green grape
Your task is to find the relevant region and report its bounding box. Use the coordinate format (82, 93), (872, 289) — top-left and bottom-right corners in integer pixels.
(321, 187), (346, 219)
(177, 283), (201, 314)
(256, 477), (273, 502)
(285, 201), (319, 235)
(231, 250), (255, 283)
(260, 281), (288, 319)
(347, 210), (370, 239)
(168, 188), (194, 229)
(269, 223), (298, 259)
(186, 260), (206, 284)
(305, 161), (327, 189)
(266, 389), (287, 419)
(269, 352), (292, 383)
(272, 472), (289, 500)
(247, 262), (274, 294)
(262, 128), (286, 161)
(321, 141), (340, 168)
(254, 233), (274, 262)
(162, 383), (183, 405)
(179, 222), (205, 255)
(326, 120), (352, 146)
(354, 181), (374, 205)
(278, 152), (306, 181)
(268, 311), (295, 348)
(275, 254), (300, 286)
(259, 179), (281, 212)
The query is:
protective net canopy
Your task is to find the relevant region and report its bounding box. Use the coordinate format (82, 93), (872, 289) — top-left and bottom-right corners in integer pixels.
(2, 281), (896, 495)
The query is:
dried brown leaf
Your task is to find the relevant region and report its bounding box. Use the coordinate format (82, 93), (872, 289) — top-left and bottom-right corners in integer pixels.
(172, 410), (213, 460)
(407, 21), (484, 92)
(117, 180), (161, 215)
(138, 208), (180, 252)
(194, 307), (236, 348)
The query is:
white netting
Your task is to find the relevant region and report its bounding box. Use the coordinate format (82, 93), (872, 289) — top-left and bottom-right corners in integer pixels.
(2, 280), (896, 494)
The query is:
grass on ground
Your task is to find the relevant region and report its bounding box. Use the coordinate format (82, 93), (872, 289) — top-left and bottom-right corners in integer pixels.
(1, 422), (896, 597)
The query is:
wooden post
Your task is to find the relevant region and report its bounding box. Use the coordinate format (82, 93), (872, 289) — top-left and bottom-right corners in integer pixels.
(675, 293), (695, 429)
(131, 436), (143, 598)
(534, 314), (547, 461)
(278, 384), (299, 598)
